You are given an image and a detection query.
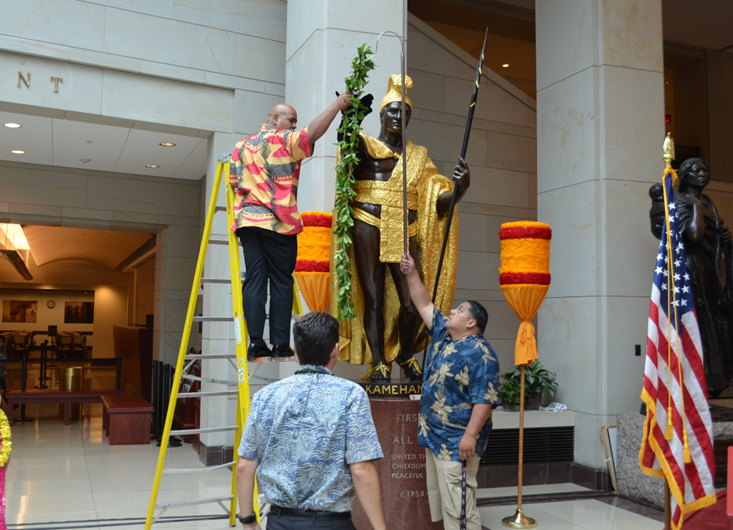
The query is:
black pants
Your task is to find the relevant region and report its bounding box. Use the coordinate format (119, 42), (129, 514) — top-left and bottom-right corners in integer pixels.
(236, 226), (297, 347)
(266, 513), (356, 530)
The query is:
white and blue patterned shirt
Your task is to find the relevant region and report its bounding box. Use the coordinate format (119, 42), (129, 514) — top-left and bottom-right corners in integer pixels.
(238, 365), (383, 512)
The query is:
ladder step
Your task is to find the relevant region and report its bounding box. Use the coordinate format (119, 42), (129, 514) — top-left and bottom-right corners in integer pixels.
(171, 425), (238, 436)
(156, 495), (234, 508)
(200, 277), (231, 284)
(209, 238), (229, 245)
(193, 316), (231, 322)
(215, 206), (227, 212)
(178, 390), (238, 399)
(182, 374), (237, 386)
(163, 461), (236, 474)
(185, 354), (237, 360)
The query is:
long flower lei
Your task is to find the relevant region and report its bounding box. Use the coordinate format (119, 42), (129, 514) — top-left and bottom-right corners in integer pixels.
(333, 44), (376, 321)
(0, 409), (11, 467)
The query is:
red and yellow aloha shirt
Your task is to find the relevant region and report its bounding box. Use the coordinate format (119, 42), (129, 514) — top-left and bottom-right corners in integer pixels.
(229, 124), (311, 236)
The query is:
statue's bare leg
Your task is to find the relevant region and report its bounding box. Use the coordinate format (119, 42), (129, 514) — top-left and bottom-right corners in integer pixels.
(352, 218), (391, 380)
(387, 235), (423, 381)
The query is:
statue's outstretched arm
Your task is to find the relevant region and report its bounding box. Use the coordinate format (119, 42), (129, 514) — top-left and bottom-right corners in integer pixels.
(437, 156), (470, 216)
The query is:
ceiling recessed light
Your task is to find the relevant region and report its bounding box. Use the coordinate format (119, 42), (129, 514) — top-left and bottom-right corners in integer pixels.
(3, 122), (21, 129)
(146, 164), (160, 168)
(502, 63), (510, 68)
(159, 142), (176, 147)
(10, 150), (25, 155)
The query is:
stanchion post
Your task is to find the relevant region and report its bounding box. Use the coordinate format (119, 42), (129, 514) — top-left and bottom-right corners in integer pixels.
(502, 364), (536, 529)
(116, 356), (122, 390)
(664, 481), (671, 530)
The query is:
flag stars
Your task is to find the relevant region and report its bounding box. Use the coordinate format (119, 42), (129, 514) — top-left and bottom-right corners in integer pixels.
(674, 273), (681, 282)
(684, 273), (690, 281)
(682, 285), (690, 294)
(674, 260), (681, 268)
(681, 299), (687, 307)
(655, 266), (663, 275)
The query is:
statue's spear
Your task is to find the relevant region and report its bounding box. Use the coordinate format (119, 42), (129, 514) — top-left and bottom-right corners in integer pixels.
(424, 28), (488, 370)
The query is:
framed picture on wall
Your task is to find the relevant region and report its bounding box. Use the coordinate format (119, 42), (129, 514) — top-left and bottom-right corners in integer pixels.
(64, 301), (94, 324)
(2, 300), (38, 323)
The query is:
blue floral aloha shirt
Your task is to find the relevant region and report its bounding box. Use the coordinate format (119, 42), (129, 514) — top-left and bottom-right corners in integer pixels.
(418, 307), (500, 462)
(238, 365), (383, 512)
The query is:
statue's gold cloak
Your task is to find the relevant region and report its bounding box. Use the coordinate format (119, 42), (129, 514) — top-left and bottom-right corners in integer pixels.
(330, 134), (459, 375)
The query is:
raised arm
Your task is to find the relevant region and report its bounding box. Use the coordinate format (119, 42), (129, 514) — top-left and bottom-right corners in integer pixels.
(400, 252), (435, 329)
(306, 92), (352, 144)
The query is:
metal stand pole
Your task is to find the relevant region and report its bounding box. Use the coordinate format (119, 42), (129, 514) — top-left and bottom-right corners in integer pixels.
(502, 365), (537, 529)
(664, 481), (671, 530)
(33, 342), (49, 389)
(15, 356), (33, 423)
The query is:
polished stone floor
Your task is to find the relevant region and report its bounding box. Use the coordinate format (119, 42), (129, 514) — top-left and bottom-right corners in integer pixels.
(5, 403), (668, 530)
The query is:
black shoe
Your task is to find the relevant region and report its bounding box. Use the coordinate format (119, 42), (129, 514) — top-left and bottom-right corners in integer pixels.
(398, 356), (423, 381)
(271, 345), (294, 359)
(247, 343), (272, 360)
(370, 363), (391, 382)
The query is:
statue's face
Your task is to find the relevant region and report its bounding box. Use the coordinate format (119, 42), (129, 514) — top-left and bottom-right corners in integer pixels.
(380, 102), (412, 134)
(684, 160), (709, 189)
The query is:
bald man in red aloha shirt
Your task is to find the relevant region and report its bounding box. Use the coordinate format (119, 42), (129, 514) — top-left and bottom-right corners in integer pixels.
(230, 93), (351, 360)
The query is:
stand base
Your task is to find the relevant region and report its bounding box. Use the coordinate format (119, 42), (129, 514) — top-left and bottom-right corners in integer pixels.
(502, 508), (537, 529)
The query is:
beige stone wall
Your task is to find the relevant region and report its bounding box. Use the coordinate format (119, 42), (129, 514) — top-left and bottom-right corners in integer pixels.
(707, 51), (733, 184)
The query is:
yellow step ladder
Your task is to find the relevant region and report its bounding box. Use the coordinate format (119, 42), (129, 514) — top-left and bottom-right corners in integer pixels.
(144, 156), (304, 529)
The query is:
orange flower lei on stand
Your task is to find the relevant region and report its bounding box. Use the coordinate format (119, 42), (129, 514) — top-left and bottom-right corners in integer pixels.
(294, 212), (333, 312)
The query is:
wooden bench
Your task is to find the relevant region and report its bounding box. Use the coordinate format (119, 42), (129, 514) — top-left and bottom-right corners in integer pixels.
(7, 389), (127, 425)
(101, 395), (153, 445)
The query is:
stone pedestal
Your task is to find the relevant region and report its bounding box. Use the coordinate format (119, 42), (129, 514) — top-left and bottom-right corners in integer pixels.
(351, 397), (442, 530)
(616, 412), (733, 508)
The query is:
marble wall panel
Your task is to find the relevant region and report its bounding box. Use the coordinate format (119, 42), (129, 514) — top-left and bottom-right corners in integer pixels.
(285, 0), (325, 61)
(0, 0), (106, 52)
(0, 52), (104, 116)
(101, 70), (233, 133)
(573, 411), (616, 466)
(407, 69), (445, 113)
(173, 0), (286, 43)
(85, 0), (173, 17)
(443, 77), (529, 127)
(604, 179), (661, 297)
(0, 163), (88, 208)
(456, 250), (499, 291)
(408, 119), (488, 167)
(139, 61), (206, 85)
(296, 155), (337, 214)
(164, 225), (202, 259)
(456, 212), (506, 254)
(234, 34), (286, 85)
(232, 90), (282, 140)
(104, 8), (235, 74)
(604, 296), (648, 415)
(599, 0), (663, 73)
(536, 66), (596, 194)
(537, 181), (599, 299)
(467, 166), (530, 209)
(486, 130), (536, 174)
(407, 29), (474, 82)
(88, 176), (183, 216)
(535, 0), (595, 92)
(601, 67), (664, 183)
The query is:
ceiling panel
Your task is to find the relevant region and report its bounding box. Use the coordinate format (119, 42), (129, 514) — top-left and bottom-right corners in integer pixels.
(114, 128), (205, 178)
(23, 226), (153, 269)
(52, 119), (130, 172)
(0, 111), (53, 166)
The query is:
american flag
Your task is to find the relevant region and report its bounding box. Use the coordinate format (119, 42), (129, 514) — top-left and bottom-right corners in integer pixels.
(639, 173), (716, 530)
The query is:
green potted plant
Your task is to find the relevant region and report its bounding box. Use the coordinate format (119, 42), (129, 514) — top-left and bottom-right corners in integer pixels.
(498, 361), (558, 411)
(498, 374), (521, 411)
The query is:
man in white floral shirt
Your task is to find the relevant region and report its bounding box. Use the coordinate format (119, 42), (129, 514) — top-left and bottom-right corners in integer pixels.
(401, 252), (500, 530)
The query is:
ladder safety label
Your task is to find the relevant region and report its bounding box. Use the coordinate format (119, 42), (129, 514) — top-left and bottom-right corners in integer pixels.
(234, 317), (242, 345)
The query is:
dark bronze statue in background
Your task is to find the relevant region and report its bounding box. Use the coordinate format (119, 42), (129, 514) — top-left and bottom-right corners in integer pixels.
(649, 157), (733, 397)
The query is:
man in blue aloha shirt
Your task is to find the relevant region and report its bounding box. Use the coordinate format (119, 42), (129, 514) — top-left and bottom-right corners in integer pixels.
(401, 252), (500, 530)
(235, 312), (387, 530)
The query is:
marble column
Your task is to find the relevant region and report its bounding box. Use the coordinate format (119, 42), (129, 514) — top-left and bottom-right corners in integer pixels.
(535, 0), (665, 467)
(285, 0), (406, 214)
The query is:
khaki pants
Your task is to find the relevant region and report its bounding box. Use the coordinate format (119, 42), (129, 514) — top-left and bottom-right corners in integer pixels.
(425, 449), (482, 530)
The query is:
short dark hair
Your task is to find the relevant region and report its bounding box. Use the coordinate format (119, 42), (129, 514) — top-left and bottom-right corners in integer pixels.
(466, 300), (488, 334)
(292, 312), (340, 366)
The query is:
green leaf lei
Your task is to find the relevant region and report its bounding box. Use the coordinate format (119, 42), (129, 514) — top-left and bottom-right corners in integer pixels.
(334, 44), (376, 321)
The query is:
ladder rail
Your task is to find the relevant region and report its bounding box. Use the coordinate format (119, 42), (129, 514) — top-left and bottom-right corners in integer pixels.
(144, 161), (226, 530)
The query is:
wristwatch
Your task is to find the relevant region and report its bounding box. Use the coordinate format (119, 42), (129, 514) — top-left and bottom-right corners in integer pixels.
(239, 513), (257, 525)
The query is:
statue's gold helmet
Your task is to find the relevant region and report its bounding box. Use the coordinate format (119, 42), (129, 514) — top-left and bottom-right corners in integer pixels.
(380, 74), (413, 111)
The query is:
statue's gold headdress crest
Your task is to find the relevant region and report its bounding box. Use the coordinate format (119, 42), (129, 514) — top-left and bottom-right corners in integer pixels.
(381, 74), (413, 110)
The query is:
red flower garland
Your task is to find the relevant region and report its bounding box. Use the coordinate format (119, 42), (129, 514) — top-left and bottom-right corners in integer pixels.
(301, 212), (333, 228)
(499, 226), (552, 240)
(295, 260), (330, 273)
(499, 272), (551, 286)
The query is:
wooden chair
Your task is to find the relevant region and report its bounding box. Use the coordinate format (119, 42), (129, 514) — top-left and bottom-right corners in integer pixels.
(56, 334), (74, 360)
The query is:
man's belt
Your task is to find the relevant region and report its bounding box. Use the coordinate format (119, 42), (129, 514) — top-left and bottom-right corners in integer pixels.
(269, 505), (351, 520)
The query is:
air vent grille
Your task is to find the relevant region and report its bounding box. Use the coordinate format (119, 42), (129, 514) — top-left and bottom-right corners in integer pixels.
(480, 427), (574, 467)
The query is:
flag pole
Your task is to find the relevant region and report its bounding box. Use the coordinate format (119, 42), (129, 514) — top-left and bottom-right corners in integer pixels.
(664, 481), (671, 530)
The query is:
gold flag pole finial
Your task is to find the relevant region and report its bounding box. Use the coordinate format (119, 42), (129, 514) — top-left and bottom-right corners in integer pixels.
(662, 133), (678, 188)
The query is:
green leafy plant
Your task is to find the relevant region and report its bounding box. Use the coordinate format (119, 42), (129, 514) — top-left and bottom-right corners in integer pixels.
(333, 44), (376, 321)
(499, 360), (558, 403)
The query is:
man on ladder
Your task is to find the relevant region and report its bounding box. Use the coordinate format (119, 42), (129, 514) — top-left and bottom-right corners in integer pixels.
(229, 92), (352, 359)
